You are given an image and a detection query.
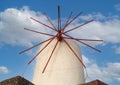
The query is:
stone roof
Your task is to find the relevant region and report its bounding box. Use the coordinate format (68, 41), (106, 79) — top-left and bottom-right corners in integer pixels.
(0, 76), (34, 85)
(81, 79), (108, 85)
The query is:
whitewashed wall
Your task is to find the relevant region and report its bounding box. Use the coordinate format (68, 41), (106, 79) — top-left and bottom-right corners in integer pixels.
(33, 38), (85, 85)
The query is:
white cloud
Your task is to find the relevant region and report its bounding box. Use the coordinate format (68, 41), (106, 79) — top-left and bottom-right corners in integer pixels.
(115, 47), (120, 54)
(0, 6), (120, 54)
(79, 13), (106, 21)
(69, 14), (120, 45)
(112, 45), (120, 54)
(115, 46), (120, 54)
(115, 3), (120, 11)
(82, 55), (90, 64)
(0, 6), (53, 47)
(82, 55), (120, 84)
(0, 66), (9, 74)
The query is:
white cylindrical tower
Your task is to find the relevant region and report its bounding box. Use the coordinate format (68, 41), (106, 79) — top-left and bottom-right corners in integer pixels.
(32, 38), (85, 85)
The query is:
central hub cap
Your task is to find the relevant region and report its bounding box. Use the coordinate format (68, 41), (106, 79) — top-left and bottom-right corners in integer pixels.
(57, 30), (63, 41)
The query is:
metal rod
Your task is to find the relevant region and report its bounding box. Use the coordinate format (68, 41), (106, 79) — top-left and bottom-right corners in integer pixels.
(64, 37), (103, 42)
(58, 5), (61, 30)
(28, 36), (56, 64)
(77, 40), (101, 52)
(63, 38), (86, 68)
(64, 20), (94, 33)
(62, 11), (83, 31)
(24, 28), (55, 36)
(30, 17), (57, 32)
(19, 37), (54, 54)
(42, 39), (59, 73)
(62, 12), (73, 32)
(44, 12), (57, 31)
(63, 33), (101, 52)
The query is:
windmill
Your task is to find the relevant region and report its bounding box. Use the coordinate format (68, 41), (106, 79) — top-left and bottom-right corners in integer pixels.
(19, 5), (103, 85)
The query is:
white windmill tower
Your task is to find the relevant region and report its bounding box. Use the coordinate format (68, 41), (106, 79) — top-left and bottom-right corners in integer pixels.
(19, 5), (102, 85)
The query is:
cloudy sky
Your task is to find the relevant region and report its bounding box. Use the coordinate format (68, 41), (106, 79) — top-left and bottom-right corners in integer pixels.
(0, 0), (120, 85)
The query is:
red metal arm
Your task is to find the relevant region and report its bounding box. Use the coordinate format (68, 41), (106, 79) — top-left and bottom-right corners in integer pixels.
(62, 11), (83, 31)
(64, 20), (94, 33)
(24, 28), (55, 37)
(42, 39), (59, 73)
(64, 37), (103, 42)
(62, 12), (73, 31)
(77, 40), (101, 52)
(58, 5), (61, 30)
(44, 12), (57, 31)
(19, 37), (54, 54)
(63, 38), (86, 68)
(63, 33), (101, 52)
(28, 36), (56, 64)
(30, 17), (57, 31)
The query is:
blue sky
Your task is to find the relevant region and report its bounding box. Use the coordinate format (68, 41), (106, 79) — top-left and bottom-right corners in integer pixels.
(0, 0), (120, 85)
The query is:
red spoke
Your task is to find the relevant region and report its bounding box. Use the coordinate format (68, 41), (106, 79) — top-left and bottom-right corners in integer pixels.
(64, 37), (103, 42)
(76, 39), (103, 42)
(62, 33), (76, 40)
(19, 37), (54, 54)
(42, 39), (59, 73)
(64, 20), (94, 33)
(77, 40), (101, 52)
(30, 17), (57, 32)
(63, 33), (101, 52)
(44, 12), (57, 31)
(62, 11), (83, 31)
(63, 38), (86, 68)
(62, 12), (73, 31)
(28, 36), (56, 64)
(24, 28), (55, 36)
(58, 5), (61, 30)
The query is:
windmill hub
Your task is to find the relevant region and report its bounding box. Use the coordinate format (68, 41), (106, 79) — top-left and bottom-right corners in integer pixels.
(56, 30), (63, 41)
